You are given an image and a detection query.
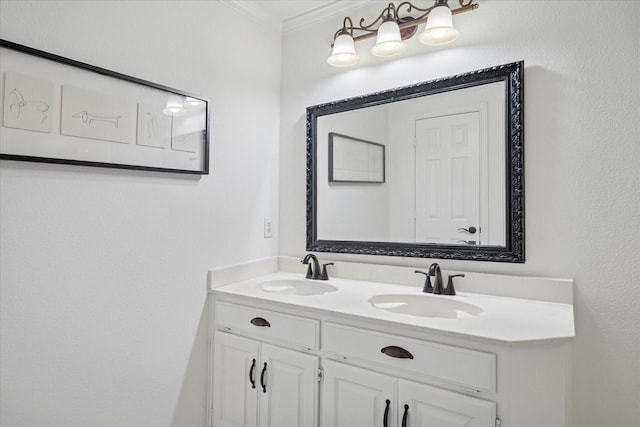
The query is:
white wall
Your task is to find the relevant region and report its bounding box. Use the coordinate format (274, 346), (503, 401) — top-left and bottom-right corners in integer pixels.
(316, 107), (390, 241)
(280, 1), (639, 426)
(0, 1), (281, 426)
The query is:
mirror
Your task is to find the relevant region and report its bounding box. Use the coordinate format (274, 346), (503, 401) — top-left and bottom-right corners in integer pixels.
(306, 61), (524, 262)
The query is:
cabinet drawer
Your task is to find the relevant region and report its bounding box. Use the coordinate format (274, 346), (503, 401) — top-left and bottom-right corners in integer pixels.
(324, 322), (496, 393)
(214, 301), (320, 350)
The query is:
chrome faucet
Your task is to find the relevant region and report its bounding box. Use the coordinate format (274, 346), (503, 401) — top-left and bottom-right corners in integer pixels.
(301, 254), (333, 280)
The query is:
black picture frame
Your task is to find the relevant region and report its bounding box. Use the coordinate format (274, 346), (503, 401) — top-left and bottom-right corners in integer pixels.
(0, 39), (210, 175)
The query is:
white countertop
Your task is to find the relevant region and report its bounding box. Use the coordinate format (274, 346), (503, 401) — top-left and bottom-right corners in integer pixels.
(212, 271), (575, 345)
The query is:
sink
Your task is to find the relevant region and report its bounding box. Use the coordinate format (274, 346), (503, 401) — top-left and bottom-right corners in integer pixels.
(258, 279), (338, 296)
(369, 294), (483, 319)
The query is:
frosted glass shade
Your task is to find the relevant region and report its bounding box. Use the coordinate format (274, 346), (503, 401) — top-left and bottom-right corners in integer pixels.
(163, 95), (185, 115)
(327, 33), (360, 67)
(371, 20), (407, 57)
(419, 5), (459, 45)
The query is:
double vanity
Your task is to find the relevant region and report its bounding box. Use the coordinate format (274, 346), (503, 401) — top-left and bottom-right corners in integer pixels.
(207, 59), (553, 427)
(207, 257), (574, 427)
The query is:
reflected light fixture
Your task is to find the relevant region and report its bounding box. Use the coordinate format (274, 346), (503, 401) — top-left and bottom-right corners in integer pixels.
(184, 97), (206, 109)
(328, 0), (478, 67)
(163, 94), (186, 115)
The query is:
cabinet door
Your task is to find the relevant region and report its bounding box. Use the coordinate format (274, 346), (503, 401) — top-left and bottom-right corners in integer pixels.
(322, 360), (397, 427)
(213, 331), (260, 427)
(259, 343), (319, 427)
(398, 379), (496, 427)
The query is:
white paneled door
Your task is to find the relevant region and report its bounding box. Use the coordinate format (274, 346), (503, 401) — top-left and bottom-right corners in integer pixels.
(259, 343), (318, 427)
(398, 379), (496, 427)
(213, 332), (260, 427)
(322, 360), (397, 427)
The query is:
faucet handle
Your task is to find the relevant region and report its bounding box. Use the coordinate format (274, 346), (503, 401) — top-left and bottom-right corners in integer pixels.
(415, 270), (433, 293)
(444, 274), (465, 296)
(320, 263), (334, 280)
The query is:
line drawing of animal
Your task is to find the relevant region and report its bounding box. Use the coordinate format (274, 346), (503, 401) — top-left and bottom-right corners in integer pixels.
(145, 111), (158, 139)
(9, 88), (50, 124)
(72, 110), (122, 128)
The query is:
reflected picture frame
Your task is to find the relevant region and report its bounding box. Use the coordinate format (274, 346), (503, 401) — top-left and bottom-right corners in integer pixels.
(328, 132), (385, 183)
(0, 39), (210, 174)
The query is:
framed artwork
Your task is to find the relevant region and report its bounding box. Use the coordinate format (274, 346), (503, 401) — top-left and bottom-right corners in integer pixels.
(328, 132), (385, 183)
(0, 39), (210, 174)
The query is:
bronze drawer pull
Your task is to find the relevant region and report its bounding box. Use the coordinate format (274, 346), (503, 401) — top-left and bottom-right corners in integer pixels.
(250, 317), (271, 327)
(381, 345), (414, 359)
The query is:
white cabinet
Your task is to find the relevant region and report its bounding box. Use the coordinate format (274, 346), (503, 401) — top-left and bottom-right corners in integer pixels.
(211, 302), (320, 427)
(322, 359), (495, 427)
(213, 331), (319, 427)
(210, 294), (570, 427)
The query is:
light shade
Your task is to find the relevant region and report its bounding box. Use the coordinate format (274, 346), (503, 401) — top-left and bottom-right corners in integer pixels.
(327, 33), (360, 67)
(370, 20), (407, 57)
(184, 97), (205, 109)
(163, 95), (185, 115)
(419, 5), (459, 45)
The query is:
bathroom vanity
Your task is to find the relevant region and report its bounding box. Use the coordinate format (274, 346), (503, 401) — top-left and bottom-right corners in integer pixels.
(207, 257), (574, 427)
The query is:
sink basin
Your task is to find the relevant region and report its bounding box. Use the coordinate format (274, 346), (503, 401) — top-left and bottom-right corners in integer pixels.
(258, 279), (338, 296)
(369, 294), (483, 319)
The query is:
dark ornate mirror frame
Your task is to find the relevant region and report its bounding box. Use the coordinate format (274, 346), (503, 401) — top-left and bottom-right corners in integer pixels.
(306, 61), (524, 263)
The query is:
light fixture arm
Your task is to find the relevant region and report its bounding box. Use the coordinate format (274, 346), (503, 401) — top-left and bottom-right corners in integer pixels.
(333, 16), (355, 40)
(395, 0), (448, 22)
(331, 0), (478, 46)
(358, 3), (398, 33)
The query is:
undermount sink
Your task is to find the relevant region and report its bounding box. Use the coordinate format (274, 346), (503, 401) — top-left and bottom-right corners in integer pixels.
(369, 294), (483, 319)
(258, 279), (338, 296)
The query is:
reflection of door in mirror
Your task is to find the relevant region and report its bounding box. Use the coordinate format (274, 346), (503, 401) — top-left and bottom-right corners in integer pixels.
(415, 112), (480, 245)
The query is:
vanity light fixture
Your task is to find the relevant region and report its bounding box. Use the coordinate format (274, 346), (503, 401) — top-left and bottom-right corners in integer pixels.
(327, 0), (478, 67)
(327, 18), (361, 67)
(370, 6), (407, 58)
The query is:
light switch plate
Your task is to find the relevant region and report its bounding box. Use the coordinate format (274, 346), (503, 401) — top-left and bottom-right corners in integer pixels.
(264, 218), (273, 238)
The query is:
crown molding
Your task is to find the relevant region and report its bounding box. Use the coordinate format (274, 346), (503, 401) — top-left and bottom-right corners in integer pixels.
(283, 1), (371, 34)
(222, 0), (282, 32)
(223, 1), (372, 35)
